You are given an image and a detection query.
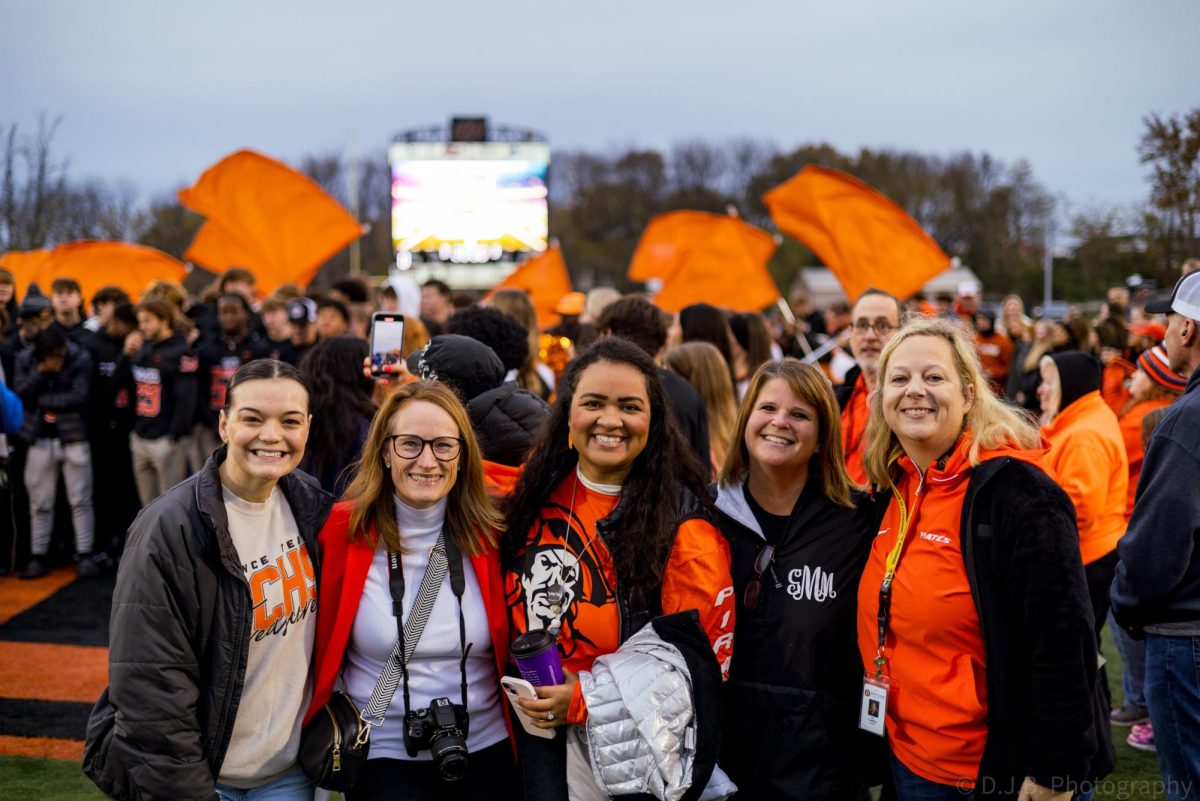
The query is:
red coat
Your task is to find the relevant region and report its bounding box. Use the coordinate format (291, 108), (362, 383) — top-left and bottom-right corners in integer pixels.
(305, 500), (512, 735)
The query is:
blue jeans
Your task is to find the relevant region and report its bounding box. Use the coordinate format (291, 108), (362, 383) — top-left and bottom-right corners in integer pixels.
(1145, 634), (1200, 801)
(215, 765), (313, 801)
(890, 753), (973, 801)
(1111, 610), (1148, 709)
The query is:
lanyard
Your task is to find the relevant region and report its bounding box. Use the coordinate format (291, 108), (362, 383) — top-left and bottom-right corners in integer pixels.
(873, 466), (925, 678)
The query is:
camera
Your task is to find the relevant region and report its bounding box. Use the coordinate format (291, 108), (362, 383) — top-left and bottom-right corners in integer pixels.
(403, 697), (470, 781)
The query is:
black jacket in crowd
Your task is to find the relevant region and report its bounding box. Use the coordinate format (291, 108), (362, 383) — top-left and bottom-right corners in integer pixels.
(714, 478), (879, 800)
(84, 328), (135, 444)
(14, 339), (93, 444)
(833, 363), (862, 411)
(879, 456), (1114, 799)
(467, 380), (550, 466)
(659, 367), (710, 468)
(83, 448), (334, 801)
(123, 333), (199, 440)
(195, 333), (273, 427)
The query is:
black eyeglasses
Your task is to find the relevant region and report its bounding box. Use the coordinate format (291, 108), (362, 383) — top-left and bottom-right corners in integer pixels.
(852, 320), (897, 335)
(387, 435), (464, 461)
(743, 544), (777, 611)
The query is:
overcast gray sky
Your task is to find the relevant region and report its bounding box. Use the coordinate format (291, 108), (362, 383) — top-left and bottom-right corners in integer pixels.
(3, 0), (1196, 214)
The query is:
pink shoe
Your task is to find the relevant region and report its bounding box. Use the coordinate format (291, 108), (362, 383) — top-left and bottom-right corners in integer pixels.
(1126, 722), (1156, 752)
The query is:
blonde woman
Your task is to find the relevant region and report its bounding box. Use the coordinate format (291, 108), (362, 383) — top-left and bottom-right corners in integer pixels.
(856, 316), (1111, 800)
(664, 341), (738, 474)
(1005, 317), (1058, 413)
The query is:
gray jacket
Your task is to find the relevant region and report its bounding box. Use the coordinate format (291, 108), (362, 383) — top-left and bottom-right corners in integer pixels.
(580, 616), (735, 801)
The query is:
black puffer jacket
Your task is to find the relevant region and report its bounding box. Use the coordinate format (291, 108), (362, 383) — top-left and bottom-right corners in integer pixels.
(714, 479), (880, 799)
(467, 380), (549, 466)
(83, 449), (333, 801)
(15, 339), (93, 443)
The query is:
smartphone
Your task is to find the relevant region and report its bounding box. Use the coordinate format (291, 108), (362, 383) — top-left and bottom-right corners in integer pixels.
(500, 676), (556, 739)
(369, 312), (406, 376)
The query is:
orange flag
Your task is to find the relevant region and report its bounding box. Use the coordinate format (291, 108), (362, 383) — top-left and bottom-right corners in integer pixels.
(0, 249), (55, 296)
(490, 246), (573, 330)
(764, 165), (950, 301)
(634, 212), (779, 312)
(178, 150), (361, 294)
(184, 220), (264, 277)
(23, 241), (186, 303)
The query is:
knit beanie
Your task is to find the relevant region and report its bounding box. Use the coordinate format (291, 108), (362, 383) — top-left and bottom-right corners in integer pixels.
(1137, 345), (1186, 393)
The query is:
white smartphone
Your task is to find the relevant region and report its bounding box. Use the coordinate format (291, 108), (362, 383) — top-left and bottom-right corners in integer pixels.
(369, 312), (406, 376)
(500, 676), (556, 739)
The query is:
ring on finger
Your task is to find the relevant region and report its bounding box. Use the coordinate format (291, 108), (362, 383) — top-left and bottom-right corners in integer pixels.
(547, 712), (555, 721)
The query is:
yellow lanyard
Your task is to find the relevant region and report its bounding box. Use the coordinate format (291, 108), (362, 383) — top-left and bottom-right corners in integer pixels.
(873, 464), (923, 678)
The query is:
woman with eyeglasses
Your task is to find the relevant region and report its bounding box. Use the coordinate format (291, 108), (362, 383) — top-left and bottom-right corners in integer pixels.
(856, 317), (1112, 801)
(502, 337), (735, 800)
(713, 358), (877, 799)
(307, 382), (518, 801)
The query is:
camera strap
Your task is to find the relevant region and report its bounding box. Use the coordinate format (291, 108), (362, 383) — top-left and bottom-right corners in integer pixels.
(367, 529), (470, 730)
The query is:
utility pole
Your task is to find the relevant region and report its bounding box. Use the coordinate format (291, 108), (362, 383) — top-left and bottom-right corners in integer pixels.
(347, 133), (361, 276)
(1042, 219), (1054, 310)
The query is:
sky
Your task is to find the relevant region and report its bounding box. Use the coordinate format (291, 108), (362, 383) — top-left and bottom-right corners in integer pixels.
(3, 0), (1196, 216)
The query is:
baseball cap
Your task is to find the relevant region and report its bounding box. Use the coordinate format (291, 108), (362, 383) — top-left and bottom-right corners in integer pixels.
(287, 298), (317, 324)
(1130, 320), (1166, 341)
(1146, 271), (1200, 318)
(1137, 344), (1187, 393)
(554, 291), (585, 316)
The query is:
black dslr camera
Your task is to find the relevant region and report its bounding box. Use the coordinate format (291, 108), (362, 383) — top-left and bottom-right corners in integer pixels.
(403, 697), (470, 781)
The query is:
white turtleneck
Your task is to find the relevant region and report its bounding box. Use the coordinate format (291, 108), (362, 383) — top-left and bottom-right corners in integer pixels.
(342, 495), (505, 760)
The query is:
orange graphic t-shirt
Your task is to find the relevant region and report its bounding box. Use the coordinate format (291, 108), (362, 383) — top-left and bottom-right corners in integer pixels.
(506, 470), (735, 723)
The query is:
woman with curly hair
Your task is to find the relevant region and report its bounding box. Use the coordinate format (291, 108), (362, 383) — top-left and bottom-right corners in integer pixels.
(503, 337), (735, 799)
(299, 336), (377, 495)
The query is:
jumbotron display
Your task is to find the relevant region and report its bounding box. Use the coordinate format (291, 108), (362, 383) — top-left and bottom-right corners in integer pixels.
(389, 140), (550, 265)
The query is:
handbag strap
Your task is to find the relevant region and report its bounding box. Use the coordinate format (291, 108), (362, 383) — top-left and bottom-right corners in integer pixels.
(361, 532), (449, 726)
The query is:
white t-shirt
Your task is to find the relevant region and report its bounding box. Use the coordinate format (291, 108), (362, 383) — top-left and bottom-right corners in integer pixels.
(342, 495), (506, 760)
(217, 485), (317, 787)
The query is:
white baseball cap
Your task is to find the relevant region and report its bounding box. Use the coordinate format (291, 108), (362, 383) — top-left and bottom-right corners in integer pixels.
(1146, 271), (1200, 320)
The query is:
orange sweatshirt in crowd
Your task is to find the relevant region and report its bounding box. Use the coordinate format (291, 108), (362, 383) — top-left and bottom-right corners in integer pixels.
(483, 460), (522, 498)
(1101, 358), (1134, 415)
(506, 474), (735, 724)
(975, 330), (1014, 393)
(857, 434), (1052, 788)
(1117, 398), (1172, 522)
(1041, 390), (1128, 564)
(841, 372), (870, 487)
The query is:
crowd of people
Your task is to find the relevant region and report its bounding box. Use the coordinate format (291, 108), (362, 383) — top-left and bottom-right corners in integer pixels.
(1, 256), (1197, 801)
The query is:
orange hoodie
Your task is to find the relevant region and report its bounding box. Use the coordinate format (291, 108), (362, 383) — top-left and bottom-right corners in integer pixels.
(483, 460), (523, 498)
(1101, 358), (1134, 415)
(1117, 397), (1172, 522)
(840, 372), (870, 486)
(1041, 390), (1128, 564)
(857, 433), (1050, 787)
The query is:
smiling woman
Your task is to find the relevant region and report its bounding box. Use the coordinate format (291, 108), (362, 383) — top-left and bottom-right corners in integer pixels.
(854, 317), (1113, 801)
(502, 337), (735, 801)
(85, 358), (336, 801)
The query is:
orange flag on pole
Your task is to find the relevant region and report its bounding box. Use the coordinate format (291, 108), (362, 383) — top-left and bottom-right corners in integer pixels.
(764, 165), (950, 302)
(490, 246), (573, 330)
(178, 150), (361, 295)
(9, 241), (187, 303)
(632, 212), (779, 312)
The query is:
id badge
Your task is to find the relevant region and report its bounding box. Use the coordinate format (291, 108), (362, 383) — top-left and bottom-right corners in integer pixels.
(859, 675), (890, 736)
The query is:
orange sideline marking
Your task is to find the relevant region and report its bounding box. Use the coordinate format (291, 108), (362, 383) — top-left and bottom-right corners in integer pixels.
(0, 568), (77, 626)
(0, 641), (108, 703)
(0, 734), (83, 761)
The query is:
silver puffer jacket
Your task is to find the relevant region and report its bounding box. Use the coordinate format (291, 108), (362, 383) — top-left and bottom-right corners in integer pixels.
(579, 623), (736, 801)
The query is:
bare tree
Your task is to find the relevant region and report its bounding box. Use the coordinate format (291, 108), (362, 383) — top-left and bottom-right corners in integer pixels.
(1139, 108), (1200, 266)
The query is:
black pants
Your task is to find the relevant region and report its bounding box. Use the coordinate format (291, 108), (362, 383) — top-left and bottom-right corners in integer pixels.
(1085, 549), (1119, 715)
(347, 740), (518, 801)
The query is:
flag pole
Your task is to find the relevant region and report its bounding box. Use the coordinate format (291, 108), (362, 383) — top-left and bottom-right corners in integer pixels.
(775, 297), (814, 357)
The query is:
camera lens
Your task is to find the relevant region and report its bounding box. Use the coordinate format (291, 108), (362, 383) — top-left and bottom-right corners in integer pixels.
(432, 736), (469, 782)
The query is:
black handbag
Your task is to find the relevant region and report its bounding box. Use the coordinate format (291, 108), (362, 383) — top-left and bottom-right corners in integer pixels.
(298, 690), (371, 791)
(298, 532), (452, 790)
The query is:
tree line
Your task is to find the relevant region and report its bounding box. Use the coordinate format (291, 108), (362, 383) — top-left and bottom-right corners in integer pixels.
(3, 109), (1197, 302)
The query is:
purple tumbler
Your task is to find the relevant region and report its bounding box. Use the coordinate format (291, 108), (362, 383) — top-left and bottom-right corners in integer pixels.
(511, 629), (565, 686)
